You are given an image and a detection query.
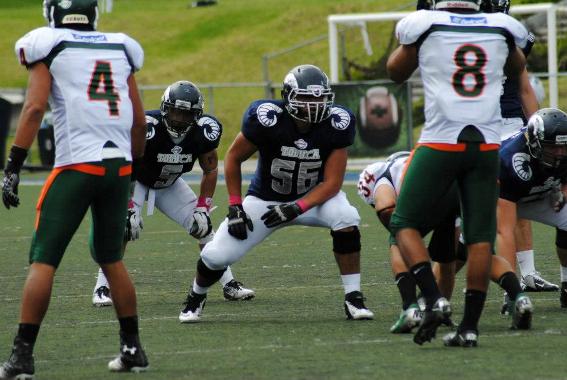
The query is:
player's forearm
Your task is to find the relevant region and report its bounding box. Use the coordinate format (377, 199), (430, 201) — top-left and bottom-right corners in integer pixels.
(386, 45), (418, 84)
(199, 170), (217, 199)
(224, 156), (243, 198)
(519, 69), (539, 118)
(13, 103), (44, 149)
(128, 74), (146, 159)
(296, 180), (342, 210)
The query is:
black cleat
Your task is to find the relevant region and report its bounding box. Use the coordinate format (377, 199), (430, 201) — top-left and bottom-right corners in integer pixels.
(413, 297), (451, 345)
(511, 294), (533, 330)
(561, 282), (567, 308)
(443, 330), (478, 348)
(0, 338), (35, 380)
(108, 335), (148, 373)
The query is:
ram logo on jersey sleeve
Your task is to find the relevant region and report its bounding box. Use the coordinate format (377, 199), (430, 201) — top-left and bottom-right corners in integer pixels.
(512, 152), (532, 181)
(330, 107), (351, 130)
(257, 103), (283, 127)
(198, 116), (221, 142)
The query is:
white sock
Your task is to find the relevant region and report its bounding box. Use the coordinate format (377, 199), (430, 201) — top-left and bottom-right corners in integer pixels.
(516, 250), (536, 277)
(94, 268), (109, 292)
(219, 266), (234, 287)
(561, 266), (567, 283)
(192, 279), (210, 295)
(341, 273), (361, 294)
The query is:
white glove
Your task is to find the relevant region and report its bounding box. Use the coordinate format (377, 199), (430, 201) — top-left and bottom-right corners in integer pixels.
(190, 206), (212, 239)
(550, 186), (566, 212)
(125, 205), (143, 241)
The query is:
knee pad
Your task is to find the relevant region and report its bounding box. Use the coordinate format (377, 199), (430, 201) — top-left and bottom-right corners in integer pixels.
(197, 258), (226, 285)
(556, 228), (567, 249)
(331, 227), (361, 254)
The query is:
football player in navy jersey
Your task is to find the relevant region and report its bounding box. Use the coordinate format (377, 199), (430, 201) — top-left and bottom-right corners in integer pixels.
(92, 81), (254, 307)
(482, 0), (559, 293)
(178, 64), (374, 323)
(498, 108), (567, 309)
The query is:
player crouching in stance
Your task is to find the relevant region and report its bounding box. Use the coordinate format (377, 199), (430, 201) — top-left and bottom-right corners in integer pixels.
(92, 80), (255, 307)
(358, 152), (459, 333)
(497, 108), (567, 310)
(179, 64), (374, 323)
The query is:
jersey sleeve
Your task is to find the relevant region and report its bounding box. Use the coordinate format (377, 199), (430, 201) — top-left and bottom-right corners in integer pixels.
(500, 14), (529, 50)
(14, 27), (59, 67)
(395, 10), (432, 45)
(241, 100), (283, 146)
(328, 106), (356, 149)
(196, 115), (223, 152)
(121, 34), (144, 72)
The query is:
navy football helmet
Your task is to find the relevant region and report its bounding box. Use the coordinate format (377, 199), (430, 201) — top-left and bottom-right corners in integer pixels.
(43, 0), (98, 30)
(481, 0), (511, 13)
(281, 64), (334, 124)
(431, 0), (482, 11)
(160, 81), (204, 139)
(526, 108), (567, 176)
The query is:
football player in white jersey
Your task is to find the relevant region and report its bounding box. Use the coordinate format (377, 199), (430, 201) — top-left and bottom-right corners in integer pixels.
(0, 1), (148, 377)
(91, 81), (255, 307)
(387, 0), (528, 347)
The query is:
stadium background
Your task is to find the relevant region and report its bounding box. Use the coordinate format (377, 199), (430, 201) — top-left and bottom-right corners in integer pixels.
(1, 1), (567, 379)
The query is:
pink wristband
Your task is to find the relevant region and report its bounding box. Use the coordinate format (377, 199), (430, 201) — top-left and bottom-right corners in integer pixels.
(197, 196), (213, 210)
(296, 199), (310, 213)
(228, 195), (242, 206)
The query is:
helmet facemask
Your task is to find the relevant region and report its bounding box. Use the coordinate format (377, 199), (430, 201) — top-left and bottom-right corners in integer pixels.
(285, 86), (334, 124)
(540, 143), (567, 177)
(161, 100), (203, 139)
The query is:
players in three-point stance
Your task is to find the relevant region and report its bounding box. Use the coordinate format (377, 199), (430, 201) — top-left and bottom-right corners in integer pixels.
(178, 64), (374, 323)
(91, 80), (255, 307)
(387, 0), (529, 347)
(1, 0), (148, 377)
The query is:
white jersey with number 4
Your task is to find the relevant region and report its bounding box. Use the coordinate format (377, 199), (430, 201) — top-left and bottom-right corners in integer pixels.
(15, 27), (144, 167)
(396, 10), (528, 144)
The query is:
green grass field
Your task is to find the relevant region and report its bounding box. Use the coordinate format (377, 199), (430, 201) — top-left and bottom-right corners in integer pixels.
(1, 183), (566, 380)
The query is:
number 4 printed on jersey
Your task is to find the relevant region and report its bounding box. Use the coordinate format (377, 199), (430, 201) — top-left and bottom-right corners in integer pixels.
(88, 60), (120, 116)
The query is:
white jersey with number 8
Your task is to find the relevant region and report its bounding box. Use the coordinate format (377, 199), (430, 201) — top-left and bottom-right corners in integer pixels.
(396, 10), (528, 144)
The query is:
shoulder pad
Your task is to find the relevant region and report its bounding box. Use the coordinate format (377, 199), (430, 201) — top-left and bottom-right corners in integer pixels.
(396, 10), (433, 45)
(197, 115), (223, 142)
(329, 106), (354, 131)
(251, 101), (285, 128)
(493, 13), (529, 49)
(15, 27), (60, 66)
(119, 33), (144, 71)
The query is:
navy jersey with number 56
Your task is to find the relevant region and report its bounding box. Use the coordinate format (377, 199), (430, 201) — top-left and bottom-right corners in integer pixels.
(136, 109), (222, 189)
(243, 99), (356, 202)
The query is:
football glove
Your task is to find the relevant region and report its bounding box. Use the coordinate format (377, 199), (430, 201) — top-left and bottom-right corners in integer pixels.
(125, 206), (143, 241)
(227, 204), (254, 240)
(550, 187), (566, 212)
(261, 202), (303, 228)
(2, 171), (20, 209)
(190, 207), (213, 239)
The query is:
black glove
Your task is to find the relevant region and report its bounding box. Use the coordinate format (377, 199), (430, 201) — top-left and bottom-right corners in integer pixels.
(2, 146), (27, 210)
(227, 204), (254, 240)
(261, 202), (303, 228)
(2, 172), (20, 209)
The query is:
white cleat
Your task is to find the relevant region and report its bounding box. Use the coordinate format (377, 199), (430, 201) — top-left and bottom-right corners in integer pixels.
(344, 291), (374, 320)
(179, 291), (207, 323)
(223, 280), (255, 301)
(92, 286), (113, 307)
